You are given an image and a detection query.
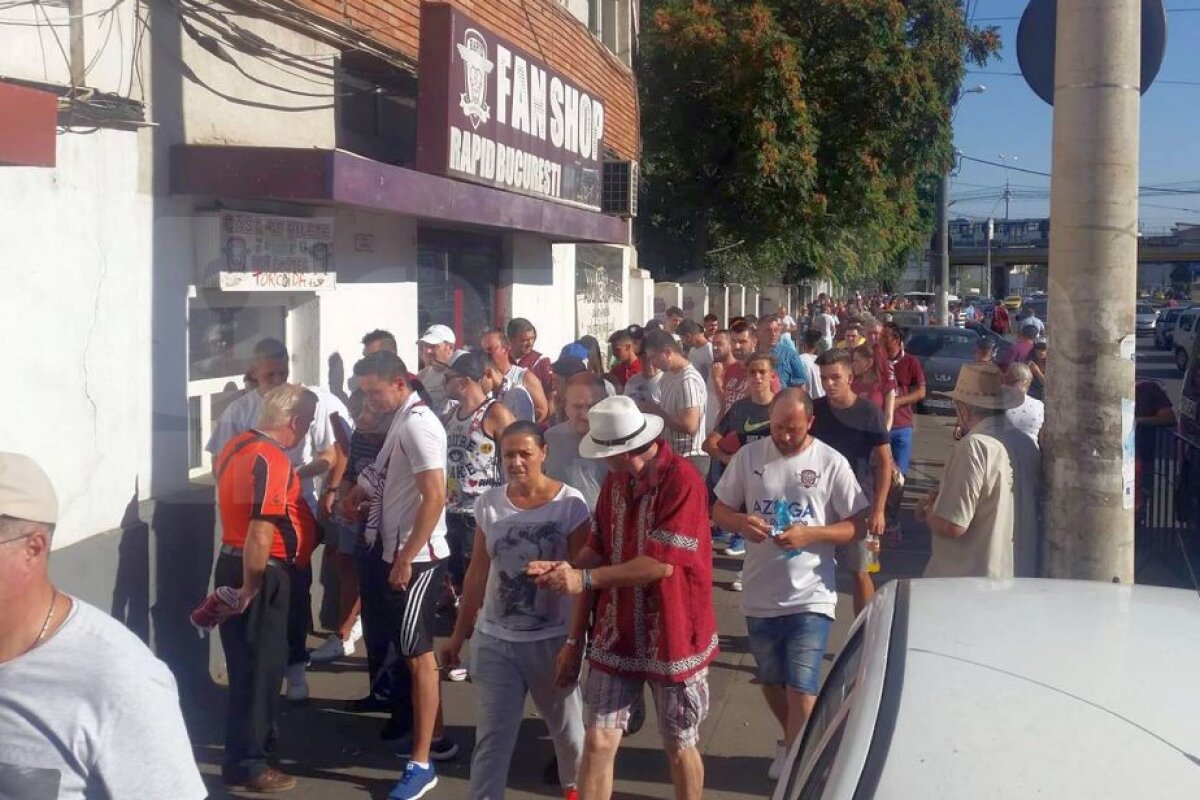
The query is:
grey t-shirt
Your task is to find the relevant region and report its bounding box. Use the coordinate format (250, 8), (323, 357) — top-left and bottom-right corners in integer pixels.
(543, 421), (609, 509)
(0, 599), (206, 800)
(472, 485), (591, 641)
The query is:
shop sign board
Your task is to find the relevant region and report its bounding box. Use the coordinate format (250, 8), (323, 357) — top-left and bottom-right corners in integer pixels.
(417, 2), (605, 211)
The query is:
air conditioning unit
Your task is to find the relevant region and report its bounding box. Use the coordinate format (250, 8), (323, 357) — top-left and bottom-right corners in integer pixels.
(602, 160), (638, 218)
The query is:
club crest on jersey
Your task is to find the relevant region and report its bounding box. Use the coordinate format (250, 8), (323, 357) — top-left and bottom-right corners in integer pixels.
(799, 469), (818, 488)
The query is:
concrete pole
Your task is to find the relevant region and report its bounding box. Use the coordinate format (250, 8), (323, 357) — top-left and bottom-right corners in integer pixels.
(1043, 0), (1140, 582)
(936, 170), (951, 324)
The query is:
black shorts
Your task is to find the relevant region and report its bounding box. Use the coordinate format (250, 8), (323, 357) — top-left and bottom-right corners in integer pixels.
(385, 558), (447, 658)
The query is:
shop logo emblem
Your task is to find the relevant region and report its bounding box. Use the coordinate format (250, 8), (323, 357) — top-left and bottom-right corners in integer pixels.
(799, 470), (818, 488)
(456, 28), (493, 129)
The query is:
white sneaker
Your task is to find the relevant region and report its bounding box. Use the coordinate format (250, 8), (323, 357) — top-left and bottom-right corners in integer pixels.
(767, 740), (787, 781)
(447, 667), (469, 682)
(348, 616), (363, 646)
(731, 571), (743, 592)
(284, 662), (309, 701)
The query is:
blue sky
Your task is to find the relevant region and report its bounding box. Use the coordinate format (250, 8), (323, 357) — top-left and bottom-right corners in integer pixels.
(950, 0), (1200, 232)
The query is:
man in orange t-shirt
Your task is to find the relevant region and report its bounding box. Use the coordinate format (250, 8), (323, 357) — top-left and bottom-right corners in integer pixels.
(212, 384), (317, 793)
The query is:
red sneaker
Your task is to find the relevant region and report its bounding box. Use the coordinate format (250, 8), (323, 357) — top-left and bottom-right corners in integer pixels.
(563, 789), (580, 800)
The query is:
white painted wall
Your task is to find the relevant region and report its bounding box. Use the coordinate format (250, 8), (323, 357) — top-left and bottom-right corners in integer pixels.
(680, 283), (708, 320)
(510, 236), (575, 356)
(559, 0), (590, 27)
(0, 129), (152, 549)
(653, 282), (682, 318)
(318, 210), (419, 395)
(627, 266), (654, 325)
(0, 0), (135, 91)
(180, 12), (337, 148)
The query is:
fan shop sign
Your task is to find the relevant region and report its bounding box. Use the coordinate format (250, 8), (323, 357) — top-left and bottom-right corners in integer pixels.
(417, 2), (605, 211)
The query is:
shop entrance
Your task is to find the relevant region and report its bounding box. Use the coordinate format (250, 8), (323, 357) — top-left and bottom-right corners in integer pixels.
(417, 229), (502, 350)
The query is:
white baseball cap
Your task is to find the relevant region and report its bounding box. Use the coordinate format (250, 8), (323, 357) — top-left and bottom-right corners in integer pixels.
(418, 324), (456, 346)
(0, 452), (59, 524)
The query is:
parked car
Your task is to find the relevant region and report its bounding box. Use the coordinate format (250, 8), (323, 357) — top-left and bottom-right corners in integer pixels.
(1173, 307), (1200, 374)
(771, 578), (1200, 800)
(903, 326), (983, 413)
(1154, 306), (1187, 350)
(1003, 294), (1023, 310)
(964, 322), (1014, 361)
(1136, 303), (1160, 336)
(887, 309), (929, 329)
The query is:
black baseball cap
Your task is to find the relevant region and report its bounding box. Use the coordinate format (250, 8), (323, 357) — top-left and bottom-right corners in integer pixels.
(448, 351), (484, 382)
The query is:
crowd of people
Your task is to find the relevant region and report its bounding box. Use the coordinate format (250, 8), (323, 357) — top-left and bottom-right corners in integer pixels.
(0, 291), (1058, 800)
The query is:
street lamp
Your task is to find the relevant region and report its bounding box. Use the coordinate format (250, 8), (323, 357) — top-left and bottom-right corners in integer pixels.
(936, 85), (987, 325)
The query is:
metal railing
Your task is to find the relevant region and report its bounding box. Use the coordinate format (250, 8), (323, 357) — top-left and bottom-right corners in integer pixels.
(1137, 424), (1200, 585)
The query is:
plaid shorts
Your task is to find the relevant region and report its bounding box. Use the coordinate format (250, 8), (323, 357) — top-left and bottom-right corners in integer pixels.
(582, 666), (710, 749)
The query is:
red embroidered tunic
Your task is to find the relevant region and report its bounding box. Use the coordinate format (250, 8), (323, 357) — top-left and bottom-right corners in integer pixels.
(586, 439), (719, 683)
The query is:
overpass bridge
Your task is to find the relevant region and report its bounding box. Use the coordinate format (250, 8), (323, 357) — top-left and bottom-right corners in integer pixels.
(948, 235), (1200, 267)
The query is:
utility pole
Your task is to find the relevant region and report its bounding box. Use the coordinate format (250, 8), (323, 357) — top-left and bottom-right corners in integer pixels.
(985, 218), (993, 299)
(1044, 0), (1140, 583)
(935, 170), (950, 324)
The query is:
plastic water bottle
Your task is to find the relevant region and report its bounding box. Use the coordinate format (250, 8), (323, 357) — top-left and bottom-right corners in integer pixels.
(865, 534), (881, 574)
(772, 502), (803, 560)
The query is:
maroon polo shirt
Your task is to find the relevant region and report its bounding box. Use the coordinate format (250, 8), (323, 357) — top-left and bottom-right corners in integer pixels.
(889, 350), (926, 430)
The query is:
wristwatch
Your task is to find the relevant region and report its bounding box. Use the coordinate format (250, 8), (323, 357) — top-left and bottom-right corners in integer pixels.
(582, 569), (594, 591)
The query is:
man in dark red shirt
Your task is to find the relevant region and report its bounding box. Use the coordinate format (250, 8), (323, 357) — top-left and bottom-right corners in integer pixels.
(882, 322), (926, 475)
(507, 317), (554, 399)
(530, 395), (717, 800)
(606, 328), (643, 392)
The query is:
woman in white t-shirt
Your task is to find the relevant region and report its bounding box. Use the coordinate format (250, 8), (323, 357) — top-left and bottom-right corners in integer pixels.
(440, 421), (591, 799)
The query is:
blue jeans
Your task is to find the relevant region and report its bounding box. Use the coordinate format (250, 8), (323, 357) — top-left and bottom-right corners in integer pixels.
(745, 613), (833, 694)
(890, 426), (913, 474)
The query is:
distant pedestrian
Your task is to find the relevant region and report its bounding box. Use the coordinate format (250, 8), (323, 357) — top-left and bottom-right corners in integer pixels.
(918, 363), (1042, 578)
(712, 389), (867, 780)
(1002, 362), (1044, 444)
(0, 453), (207, 799)
(756, 315), (814, 394)
(213, 385), (319, 792)
(444, 351), (516, 608)
(544, 373), (611, 509)
(638, 329), (709, 477)
(482, 330), (550, 423)
(850, 344), (895, 430)
(508, 317), (555, 400)
(812, 302), (839, 351)
(703, 313), (720, 339)
(1020, 307), (1046, 339)
(703, 352), (778, 588)
(797, 329), (825, 399)
(990, 302), (1011, 336)
(606, 329), (642, 394)
(707, 329), (737, 423)
(530, 395), (718, 800)
(679, 319), (713, 382)
(663, 306), (685, 334)
(441, 422), (591, 800)
(417, 324), (458, 419)
(881, 323), (925, 473)
(813, 349), (893, 614)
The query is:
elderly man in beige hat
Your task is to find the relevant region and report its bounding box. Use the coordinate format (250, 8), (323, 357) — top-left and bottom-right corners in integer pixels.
(0, 453), (206, 799)
(916, 363), (1043, 578)
(528, 395), (718, 800)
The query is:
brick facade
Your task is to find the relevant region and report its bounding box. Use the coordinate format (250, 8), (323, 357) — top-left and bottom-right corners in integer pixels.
(297, 0), (638, 159)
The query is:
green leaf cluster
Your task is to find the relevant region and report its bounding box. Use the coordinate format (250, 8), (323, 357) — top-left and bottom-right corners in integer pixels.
(636, 0), (1000, 287)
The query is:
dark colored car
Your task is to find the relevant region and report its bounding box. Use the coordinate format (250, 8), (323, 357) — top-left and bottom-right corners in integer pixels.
(903, 326), (985, 414)
(1155, 306), (1187, 351)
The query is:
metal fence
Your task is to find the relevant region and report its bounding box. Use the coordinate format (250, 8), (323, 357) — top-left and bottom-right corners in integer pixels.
(1137, 425), (1200, 582)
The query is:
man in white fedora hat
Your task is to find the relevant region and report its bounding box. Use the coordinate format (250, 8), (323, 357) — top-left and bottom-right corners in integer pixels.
(0, 453), (206, 799)
(917, 362), (1042, 578)
(528, 395), (718, 800)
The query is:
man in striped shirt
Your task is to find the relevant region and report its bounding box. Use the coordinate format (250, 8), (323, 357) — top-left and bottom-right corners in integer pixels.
(637, 329), (709, 477)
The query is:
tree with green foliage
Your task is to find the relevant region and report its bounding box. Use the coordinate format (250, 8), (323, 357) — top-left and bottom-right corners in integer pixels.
(636, 0), (1000, 286)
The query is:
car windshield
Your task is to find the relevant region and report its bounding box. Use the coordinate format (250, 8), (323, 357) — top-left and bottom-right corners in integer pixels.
(906, 330), (978, 359)
(1137, 304), (1155, 315)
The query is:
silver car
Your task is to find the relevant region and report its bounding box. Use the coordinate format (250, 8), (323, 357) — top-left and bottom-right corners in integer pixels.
(771, 578), (1200, 799)
(1137, 303), (1160, 336)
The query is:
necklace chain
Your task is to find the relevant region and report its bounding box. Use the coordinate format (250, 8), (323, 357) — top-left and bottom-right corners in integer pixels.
(31, 589), (58, 652)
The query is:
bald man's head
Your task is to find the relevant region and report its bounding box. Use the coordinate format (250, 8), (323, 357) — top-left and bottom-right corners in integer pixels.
(769, 388), (814, 456)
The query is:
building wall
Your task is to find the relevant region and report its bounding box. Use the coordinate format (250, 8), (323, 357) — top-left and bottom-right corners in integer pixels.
(289, 0), (639, 159)
(1, 130), (153, 552)
(508, 234), (575, 356)
(318, 210), (420, 393)
(179, 13), (338, 148)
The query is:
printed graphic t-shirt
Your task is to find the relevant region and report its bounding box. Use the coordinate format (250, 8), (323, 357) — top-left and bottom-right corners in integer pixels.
(715, 436), (867, 619)
(716, 397), (772, 450)
(473, 484), (591, 642)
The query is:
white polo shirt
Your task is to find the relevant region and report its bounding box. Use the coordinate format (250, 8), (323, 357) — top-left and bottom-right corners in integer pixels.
(360, 392), (450, 563)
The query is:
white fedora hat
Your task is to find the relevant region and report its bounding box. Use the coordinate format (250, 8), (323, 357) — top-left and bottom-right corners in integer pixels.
(941, 362), (1024, 411)
(578, 395), (665, 459)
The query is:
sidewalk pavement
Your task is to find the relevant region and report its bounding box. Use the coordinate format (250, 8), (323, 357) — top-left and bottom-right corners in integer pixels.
(185, 416), (958, 800)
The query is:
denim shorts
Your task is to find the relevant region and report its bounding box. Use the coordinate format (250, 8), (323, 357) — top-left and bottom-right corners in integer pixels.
(746, 612), (834, 694)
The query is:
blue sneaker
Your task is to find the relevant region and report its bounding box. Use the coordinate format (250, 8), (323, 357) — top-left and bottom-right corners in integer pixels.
(388, 762), (438, 800)
(726, 534), (746, 556)
(712, 530), (732, 552)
